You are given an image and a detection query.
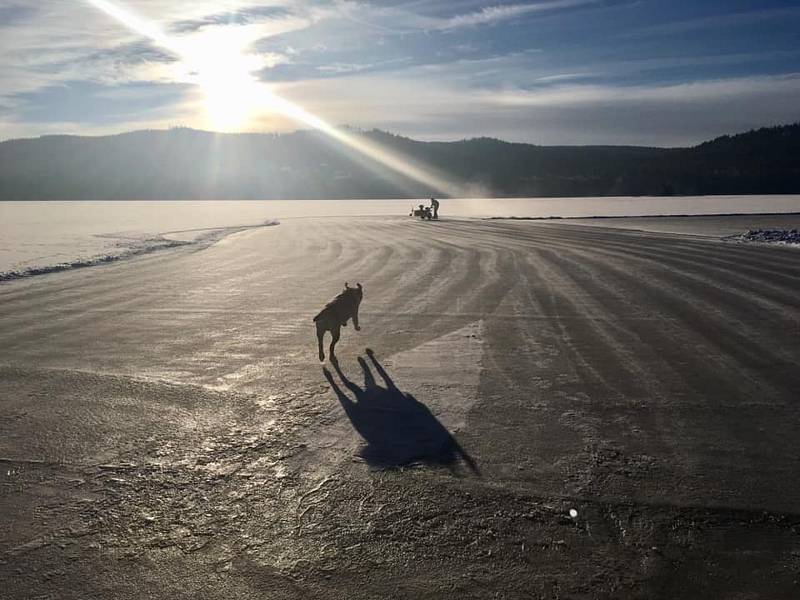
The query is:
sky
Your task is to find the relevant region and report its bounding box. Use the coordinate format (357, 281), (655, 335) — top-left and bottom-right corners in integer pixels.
(1, 0), (799, 146)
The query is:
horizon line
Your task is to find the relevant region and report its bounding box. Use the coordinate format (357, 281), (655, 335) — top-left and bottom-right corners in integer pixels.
(2, 121), (798, 150)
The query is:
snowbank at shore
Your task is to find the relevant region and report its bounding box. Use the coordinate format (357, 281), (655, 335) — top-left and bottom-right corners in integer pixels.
(731, 229), (800, 246)
(0, 220), (279, 282)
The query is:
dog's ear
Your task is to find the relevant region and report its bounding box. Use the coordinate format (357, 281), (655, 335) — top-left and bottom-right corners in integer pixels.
(357, 283), (362, 290)
(345, 282), (350, 289)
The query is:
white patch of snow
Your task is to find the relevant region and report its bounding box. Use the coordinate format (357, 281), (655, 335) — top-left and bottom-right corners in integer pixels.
(730, 229), (800, 246)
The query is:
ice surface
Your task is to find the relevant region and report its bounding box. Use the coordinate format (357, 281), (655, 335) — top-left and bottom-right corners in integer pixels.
(2, 196), (799, 279)
(0, 198), (283, 279)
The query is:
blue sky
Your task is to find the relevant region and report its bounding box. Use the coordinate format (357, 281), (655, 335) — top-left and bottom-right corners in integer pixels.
(1, 0), (799, 145)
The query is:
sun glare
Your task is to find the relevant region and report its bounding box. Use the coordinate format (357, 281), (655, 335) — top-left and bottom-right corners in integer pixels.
(85, 0), (266, 131)
(82, 0), (463, 196)
(175, 29), (267, 131)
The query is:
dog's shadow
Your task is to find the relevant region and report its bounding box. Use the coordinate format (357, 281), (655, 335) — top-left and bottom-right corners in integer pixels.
(323, 349), (479, 474)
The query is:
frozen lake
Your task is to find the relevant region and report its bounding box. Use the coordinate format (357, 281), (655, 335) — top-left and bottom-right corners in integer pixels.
(3, 210), (799, 598)
(2, 195), (800, 277)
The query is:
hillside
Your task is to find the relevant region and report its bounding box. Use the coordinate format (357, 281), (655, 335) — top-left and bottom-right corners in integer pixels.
(1, 123), (798, 199)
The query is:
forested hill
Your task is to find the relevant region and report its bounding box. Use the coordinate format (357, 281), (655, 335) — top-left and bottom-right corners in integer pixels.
(1, 123), (798, 199)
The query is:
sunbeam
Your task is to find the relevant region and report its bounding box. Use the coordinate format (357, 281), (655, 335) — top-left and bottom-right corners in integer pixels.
(82, 0), (463, 197)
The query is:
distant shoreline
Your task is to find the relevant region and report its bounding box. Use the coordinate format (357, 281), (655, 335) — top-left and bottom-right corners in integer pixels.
(2, 123), (798, 200)
(486, 211), (800, 221)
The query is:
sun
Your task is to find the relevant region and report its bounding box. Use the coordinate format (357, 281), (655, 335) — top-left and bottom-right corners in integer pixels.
(177, 28), (268, 132)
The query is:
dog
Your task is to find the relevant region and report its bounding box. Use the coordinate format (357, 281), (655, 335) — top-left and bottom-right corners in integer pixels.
(314, 282), (363, 361)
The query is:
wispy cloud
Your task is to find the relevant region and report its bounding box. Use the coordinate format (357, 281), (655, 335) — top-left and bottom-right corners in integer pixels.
(533, 72), (599, 83)
(439, 0), (595, 29)
(317, 57), (412, 75)
(483, 73), (800, 107)
(269, 70), (800, 146)
(170, 5), (296, 33)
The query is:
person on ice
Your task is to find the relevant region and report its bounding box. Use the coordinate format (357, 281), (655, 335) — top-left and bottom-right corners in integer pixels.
(430, 197), (440, 219)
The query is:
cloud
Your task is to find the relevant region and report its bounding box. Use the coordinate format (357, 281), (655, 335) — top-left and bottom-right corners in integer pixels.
(0, 2), (34, 25)
(270, 70), (800, 146)
(483, 73), (800, 108)
(533, 72), (599, 83)
(316, 57), (411, 75)
(439, 0), (596, 29)
(625, 6), (800, 38)
(170, 5), (296, 32)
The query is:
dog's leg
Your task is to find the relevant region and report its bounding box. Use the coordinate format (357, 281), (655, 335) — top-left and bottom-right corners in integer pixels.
(317, 323), (326, 362)
(329, 326), (341, 362)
